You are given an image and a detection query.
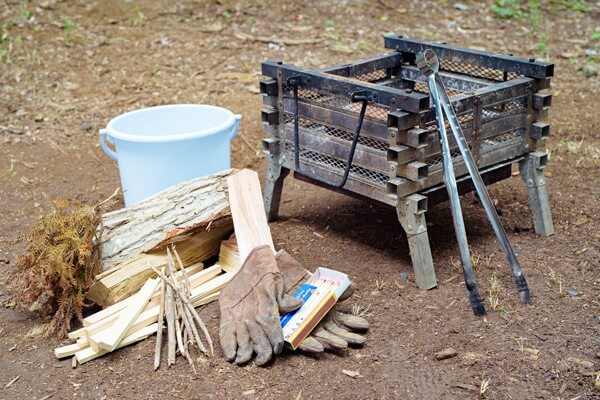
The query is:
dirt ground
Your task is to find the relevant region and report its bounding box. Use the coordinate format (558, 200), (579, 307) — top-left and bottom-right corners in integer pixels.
(1, 0), (599, 399)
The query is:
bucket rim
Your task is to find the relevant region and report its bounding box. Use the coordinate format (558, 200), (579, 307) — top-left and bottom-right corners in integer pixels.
(105, 104), (237, 143)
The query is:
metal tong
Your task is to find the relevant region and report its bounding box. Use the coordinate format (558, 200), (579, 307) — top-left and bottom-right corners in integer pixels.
(416, 49), (531, 316)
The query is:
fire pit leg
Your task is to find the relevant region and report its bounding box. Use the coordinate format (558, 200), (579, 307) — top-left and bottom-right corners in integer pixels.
(263, 157), (289, 222)
(396, 194), (437, 289)
(519, 152), (554, 236)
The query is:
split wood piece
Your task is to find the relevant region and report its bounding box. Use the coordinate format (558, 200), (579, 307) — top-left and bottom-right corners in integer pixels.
(81, 264), (221, 330)
(89, 222), (230, 307)
(95, 278), (160, 352)
(89, 301), (161, 348)
(226, 169), (275, 263)
(100, 169), (235, 270)
(54, 343), (85, 359)
(218, 239), (241, 273)
(75, 323), (158, 365)
(189, 271), (234, 302)
(191, 291), (220, 308)
(77, 337), (88, 348)
(154, 275), (165, 371)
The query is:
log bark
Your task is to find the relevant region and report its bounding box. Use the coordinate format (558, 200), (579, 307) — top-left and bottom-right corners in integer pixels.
(99, 169), (236, 271)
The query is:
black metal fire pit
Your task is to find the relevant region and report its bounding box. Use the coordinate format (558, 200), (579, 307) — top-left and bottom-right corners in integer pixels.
(260, 35), (554, 289)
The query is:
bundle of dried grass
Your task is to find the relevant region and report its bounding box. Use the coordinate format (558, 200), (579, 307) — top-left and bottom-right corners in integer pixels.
(14, 191), (118, 337)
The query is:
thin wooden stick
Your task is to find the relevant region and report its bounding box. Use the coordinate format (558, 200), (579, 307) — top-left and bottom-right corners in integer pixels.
(183, 329), (189, 355)
(185, 301), (214, 356)
(150, 264), (214, 356)
(183, 302), (207, 355)
(167, 248), (214, 356)
(174, 297), (185, 357)
(176, 300), (199, 360)
(169, 259), (206, 356)
(167, 253), (186, 358)
(165, 267), (176, 366)
(171, 246), (192, 295)
(153, 274), (165, 371)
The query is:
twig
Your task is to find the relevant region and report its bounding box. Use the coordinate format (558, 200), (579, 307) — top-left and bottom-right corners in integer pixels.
(165, 267), (176, 366)
(95, 187), (121, 209)
(5, 375), (20, 389)
(175, 301), (197, 372)
(166, 253), (186, 358)
(173, 297), (185, 357)
(183, 301), (208, 356)
(153, 276), (165, 371)
(170, 246), (191, 295)
(167, 248), (208, 355)
(185, 300), (214, 356)
(183, 329), (188, 355)
(173, 300), (185, 356)
(150, 264), (214, 356)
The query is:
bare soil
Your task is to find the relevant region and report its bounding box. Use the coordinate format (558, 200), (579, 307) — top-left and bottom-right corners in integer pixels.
(1, 1), (599, 399)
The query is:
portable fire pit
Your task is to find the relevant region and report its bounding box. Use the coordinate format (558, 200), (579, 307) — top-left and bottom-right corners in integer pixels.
(260, 36), (554, 289)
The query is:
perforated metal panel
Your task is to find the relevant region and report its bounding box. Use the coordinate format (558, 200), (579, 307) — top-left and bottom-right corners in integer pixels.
(440, 59), (522, 81)
(291, 86), (391, 122)
(353, 69), (388, 83)
(283, 146), (389, 187)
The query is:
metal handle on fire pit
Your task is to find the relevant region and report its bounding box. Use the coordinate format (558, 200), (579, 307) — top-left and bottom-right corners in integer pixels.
(287, 76), (374, 188)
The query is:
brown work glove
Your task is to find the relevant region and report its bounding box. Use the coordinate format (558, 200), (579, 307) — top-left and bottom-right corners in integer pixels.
(276, 250), (369, 353)
(218, 245), (304, 366)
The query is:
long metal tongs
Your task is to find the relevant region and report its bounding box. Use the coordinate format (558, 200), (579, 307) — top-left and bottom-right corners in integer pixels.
(417, 49), (531, 315)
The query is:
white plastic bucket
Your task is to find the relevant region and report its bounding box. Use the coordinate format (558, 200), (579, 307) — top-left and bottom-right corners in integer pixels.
(99, 104), (241, 206)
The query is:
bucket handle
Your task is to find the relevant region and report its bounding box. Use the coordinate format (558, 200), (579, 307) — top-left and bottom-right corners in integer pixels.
(99, 128), (118, 161)
(229, 114), (242, 140)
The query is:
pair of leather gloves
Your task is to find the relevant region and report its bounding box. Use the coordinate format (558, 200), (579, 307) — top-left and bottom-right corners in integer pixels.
(219, 245), (369, 366)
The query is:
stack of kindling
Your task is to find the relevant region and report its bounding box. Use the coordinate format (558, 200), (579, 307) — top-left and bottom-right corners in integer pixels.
(54, 242), (240, 365)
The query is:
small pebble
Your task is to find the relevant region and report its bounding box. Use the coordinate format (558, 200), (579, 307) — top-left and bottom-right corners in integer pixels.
(566, 289), (579, 297)
(435, 347), (458, 360)
(80, 122), (92, 132)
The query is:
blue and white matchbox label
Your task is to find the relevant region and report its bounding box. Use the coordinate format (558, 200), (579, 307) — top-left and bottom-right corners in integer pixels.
(280, 283), (317, 329)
